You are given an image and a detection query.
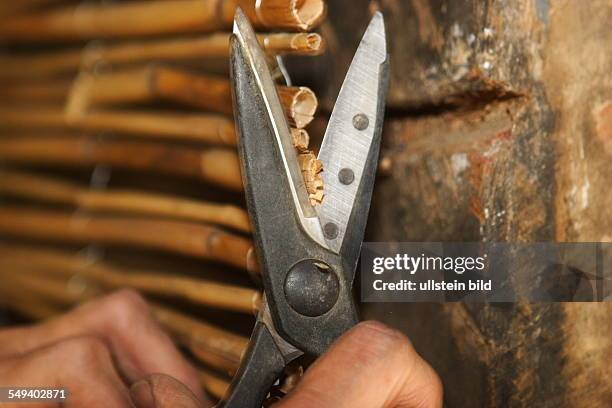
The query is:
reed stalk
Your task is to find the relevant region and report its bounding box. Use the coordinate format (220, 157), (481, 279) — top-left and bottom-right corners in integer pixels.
(0, 206), (253, 270)
(72, 66), (317, 128)
(0, 136), (243, 191)
(0, 244), (260, 314)
(0, 169), (250, 232)
(0, 32), (324, 80)
(0, 0), (326, 43)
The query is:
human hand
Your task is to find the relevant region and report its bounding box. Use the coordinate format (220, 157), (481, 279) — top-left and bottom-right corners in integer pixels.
(0, 290), (209, 407)
(130, 321), (444, 408)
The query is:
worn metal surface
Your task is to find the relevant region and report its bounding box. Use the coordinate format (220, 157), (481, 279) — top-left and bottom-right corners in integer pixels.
(225, 10), (390, 407)
(316, 13), (389, 254)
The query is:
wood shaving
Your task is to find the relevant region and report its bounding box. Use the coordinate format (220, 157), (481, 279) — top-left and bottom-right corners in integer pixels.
(298, 151), (324, 205)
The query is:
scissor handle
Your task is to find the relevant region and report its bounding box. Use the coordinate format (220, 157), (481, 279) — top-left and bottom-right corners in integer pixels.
(216, 322), (287, 408)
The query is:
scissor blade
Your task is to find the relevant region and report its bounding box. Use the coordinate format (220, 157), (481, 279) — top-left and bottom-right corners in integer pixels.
(230, 9), (359, 359)
(232, 8), (328, 250)
(317, 13), (389, 259)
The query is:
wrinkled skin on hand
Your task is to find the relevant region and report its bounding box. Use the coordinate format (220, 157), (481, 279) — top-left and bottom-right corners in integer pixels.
(0, 290), (443, 408)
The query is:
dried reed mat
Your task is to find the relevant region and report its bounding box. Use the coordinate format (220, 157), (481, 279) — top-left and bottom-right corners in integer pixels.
(200, 369), (230, 400)
(0, 0), (326, 42)
(0, 244), (261, 314)
(0, 266), (249, 374)
(0, 136), (243, 191)
(0, 206), (254, 271)
(0, 33), (324, 80)
(72, 66), (317, 128)
(0, 169), (250, 232)
(0, 105), (237, 146)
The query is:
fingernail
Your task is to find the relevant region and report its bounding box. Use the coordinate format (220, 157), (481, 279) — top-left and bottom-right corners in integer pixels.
(131, 380), (155, 408)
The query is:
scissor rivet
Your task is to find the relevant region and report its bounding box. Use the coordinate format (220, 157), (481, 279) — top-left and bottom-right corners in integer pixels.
(353, 113), (369, 130)
(323, 222), (339, 239)
(285, 260), (339, 317)
(338, 168), (354, 185)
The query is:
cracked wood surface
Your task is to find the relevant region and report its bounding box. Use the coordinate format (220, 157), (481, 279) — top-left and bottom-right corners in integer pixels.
(294, 1), (612, 407)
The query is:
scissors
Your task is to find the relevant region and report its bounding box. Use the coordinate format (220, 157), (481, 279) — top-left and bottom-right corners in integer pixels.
(221, 8), (389, 407)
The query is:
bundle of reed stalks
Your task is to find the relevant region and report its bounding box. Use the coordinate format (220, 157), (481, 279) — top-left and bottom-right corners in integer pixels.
(0, 0), (327, 403)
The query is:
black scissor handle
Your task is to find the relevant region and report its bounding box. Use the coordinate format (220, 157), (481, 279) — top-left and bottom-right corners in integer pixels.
(216, 322), (287, 408)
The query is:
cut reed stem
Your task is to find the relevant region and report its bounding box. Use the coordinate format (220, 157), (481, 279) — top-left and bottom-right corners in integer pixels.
(0, 136), (243, 190)
(0, 206), (253, 270)
(0, 169), (250, 232)
(252, 0), (327, 31)
(291, 128), (310, 151)
(278, 86), (317, 128)
(0, 244), (261, 314)
(0, 0), (326, 43)
(0, 33), (324, 80)
(71, 66), (317, 128)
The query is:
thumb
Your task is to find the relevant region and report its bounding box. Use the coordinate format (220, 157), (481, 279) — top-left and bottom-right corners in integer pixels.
(131, 374), (208, 408)
(277, 321), (443, 408)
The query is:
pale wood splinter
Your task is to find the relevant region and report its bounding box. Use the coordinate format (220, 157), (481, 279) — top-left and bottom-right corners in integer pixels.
(298, 152), (324, 205)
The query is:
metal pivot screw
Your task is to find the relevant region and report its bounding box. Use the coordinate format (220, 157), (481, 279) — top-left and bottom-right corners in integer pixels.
(284, 260), (340, 317)
(338, 168), (355, 185)
(353, 113), (369, 130)
(323, 222), (338, 239)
